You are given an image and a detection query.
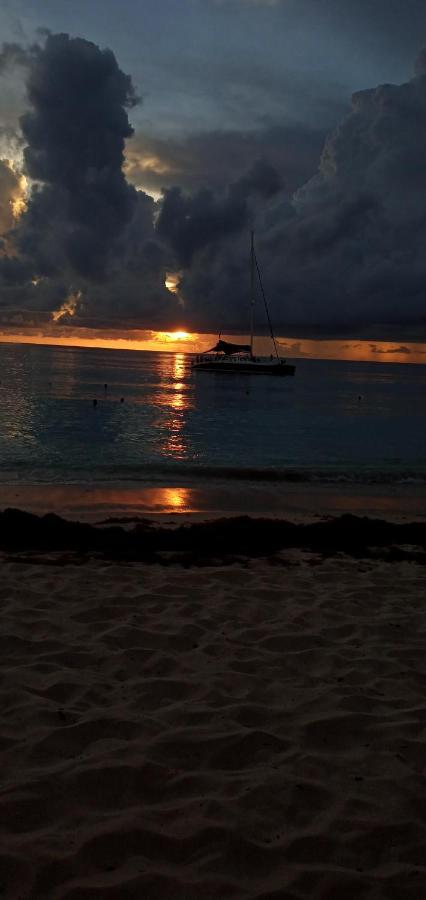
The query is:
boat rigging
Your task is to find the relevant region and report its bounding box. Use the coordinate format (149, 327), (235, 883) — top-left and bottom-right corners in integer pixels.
(192, 231), (295, 377)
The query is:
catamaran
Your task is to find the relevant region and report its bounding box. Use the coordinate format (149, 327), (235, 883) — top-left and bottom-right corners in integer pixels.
(192, 231), (295, 377)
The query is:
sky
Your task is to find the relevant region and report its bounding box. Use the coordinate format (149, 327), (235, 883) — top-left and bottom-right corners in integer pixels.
(1, 0), (426, 358)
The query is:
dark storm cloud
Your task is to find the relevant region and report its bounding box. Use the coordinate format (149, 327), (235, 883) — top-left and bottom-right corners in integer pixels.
(0, 31), (177, 327)
(157, 159), (282, 267)
(3, 23), (426, 337)
(82, 189), (179, 327)
(17, 32), (139, 280)
(174, 49), (426, 338)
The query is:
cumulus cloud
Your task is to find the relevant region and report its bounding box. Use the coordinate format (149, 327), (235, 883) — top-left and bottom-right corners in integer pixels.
(157, 159), (282, 267)
(1, 30), (426, 339)
(0, 32), (176, 326)
(17, 32), (139, 280)
(175, 48), (426, 338)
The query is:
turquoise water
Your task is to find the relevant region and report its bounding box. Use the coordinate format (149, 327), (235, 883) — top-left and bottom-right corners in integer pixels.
(0, 342), (425, 485)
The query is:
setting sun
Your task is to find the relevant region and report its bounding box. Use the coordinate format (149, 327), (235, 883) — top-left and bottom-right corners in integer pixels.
(157, 330), (192, 342)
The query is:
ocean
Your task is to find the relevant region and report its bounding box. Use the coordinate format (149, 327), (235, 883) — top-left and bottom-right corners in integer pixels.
(0, 342), (426, 517)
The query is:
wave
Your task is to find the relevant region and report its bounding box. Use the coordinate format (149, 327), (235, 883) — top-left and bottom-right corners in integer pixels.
(1, 461), (426, 486)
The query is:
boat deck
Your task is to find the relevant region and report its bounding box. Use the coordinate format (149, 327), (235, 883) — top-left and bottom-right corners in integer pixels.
(192, 356), (295, 376)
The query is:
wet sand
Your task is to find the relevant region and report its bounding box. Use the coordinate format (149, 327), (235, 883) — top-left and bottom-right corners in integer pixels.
(1, 480), (426, 523)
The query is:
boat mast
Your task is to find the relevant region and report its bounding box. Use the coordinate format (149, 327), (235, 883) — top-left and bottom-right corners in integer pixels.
(253, 243), (280, 360)
(250, 230), (255, 357)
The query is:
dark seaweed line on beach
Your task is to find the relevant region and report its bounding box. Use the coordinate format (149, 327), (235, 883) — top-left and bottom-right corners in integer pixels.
(2, 508), (426, 566)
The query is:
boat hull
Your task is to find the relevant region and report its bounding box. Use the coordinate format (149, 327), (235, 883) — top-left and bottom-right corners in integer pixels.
(192, 361), (295, 376)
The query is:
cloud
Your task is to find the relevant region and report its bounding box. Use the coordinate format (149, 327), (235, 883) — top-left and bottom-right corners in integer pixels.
(17, 32), (139, 280)
(125, 123), (325, 198)
(277, 339), (309, 356)
(369, 344), (411, 354)
(0, 42), (31, 74)
(2, 31), (426, 339)
(0, 32), (177, 326)
(0, 159), (25, 236)
(157, 158), (282, 267)
(0, 28), (334, 331)
(174, 48), (426, 338)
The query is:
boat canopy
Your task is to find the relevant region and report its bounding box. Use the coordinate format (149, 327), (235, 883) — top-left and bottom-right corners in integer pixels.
(207, 339), (251, 356)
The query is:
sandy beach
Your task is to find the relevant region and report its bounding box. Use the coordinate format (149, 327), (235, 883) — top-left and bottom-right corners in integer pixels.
(1, 540), (426, 898)
(3, 0), (426, 895)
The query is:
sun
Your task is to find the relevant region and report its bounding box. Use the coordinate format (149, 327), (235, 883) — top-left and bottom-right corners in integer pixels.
(170, 330), (190, 340)
(161, 330), (191, 341)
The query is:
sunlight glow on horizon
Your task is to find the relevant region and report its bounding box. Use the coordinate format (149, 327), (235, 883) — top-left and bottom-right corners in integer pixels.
(0, 329), (203, 354)
(0, 329), (425, 363)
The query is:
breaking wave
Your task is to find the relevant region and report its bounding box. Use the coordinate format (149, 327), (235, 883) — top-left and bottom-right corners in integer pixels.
(1, 461), (426, 486)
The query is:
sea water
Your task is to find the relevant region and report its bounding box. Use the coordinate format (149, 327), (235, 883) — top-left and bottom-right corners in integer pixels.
(0, 342), (425, 487)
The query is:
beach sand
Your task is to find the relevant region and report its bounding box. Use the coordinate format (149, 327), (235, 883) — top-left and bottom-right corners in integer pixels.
(1, 549), (426, 898)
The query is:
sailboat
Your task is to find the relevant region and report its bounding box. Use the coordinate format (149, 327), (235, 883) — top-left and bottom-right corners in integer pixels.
(192, 231), (295, 376)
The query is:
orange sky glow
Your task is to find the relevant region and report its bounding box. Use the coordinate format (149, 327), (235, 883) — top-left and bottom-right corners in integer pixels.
(0, 328), (426, 363)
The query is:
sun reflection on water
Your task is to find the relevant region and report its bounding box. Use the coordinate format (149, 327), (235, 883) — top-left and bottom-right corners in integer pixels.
(158, 486), (191, 510)
(156, 353), (191, 459)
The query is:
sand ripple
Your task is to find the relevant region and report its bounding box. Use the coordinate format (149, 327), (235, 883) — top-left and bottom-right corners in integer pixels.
(1, 553), (426, 897)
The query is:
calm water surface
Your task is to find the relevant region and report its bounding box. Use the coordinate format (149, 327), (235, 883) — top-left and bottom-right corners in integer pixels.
(0, 343), (425, 486)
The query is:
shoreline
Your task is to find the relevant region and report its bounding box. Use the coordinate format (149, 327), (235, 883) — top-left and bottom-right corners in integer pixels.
(0, 480), (426, 524)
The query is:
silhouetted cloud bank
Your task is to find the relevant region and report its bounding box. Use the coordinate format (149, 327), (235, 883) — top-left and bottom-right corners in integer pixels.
(1, 32), (426, 338)
(20, 32), (138, 279)
(173, 47), (426, 337)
